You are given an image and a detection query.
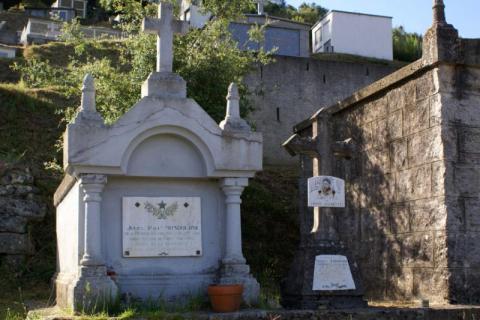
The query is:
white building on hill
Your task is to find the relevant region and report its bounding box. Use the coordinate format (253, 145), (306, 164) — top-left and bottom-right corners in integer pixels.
(51, 0), (87, 19)
(312, 10), (393, 60)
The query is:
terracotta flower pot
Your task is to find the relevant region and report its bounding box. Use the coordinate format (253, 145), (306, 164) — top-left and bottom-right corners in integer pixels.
(207, 284), (244, 313)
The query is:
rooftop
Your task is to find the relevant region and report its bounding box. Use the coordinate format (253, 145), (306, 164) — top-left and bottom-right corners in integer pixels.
(313, 10), (392, 29)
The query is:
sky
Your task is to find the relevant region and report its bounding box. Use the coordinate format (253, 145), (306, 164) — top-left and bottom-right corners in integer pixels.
(286, 0), (479, 39)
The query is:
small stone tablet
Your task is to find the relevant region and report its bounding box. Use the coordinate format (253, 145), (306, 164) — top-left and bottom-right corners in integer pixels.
(313, 255), (356, 291)
(308, 176), (345, 208)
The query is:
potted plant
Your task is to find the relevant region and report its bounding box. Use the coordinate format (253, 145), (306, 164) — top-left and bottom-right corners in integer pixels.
(207, 284), (244, 313)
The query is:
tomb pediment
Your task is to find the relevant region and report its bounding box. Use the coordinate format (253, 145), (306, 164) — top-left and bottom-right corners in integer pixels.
(64, 92), (262, 179)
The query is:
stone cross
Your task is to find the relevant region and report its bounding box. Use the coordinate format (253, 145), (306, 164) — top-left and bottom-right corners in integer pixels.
(257, 0), (265, 15)
(142, 1), (188, 73)
(283, 109), (356, 240)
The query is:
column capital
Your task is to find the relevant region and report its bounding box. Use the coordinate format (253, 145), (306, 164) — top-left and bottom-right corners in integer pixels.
(220, 177), (249, 189)
(80, 174), (107, 202)
(80, 174), (107, 186)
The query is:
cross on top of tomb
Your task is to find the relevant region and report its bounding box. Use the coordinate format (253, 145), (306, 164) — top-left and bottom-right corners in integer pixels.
(142, 1), (188, 73)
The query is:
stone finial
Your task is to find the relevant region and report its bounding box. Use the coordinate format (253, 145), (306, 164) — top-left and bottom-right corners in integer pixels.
(432, 0), (447, 26)
(422, 0), (459, 64)
(77, 74), (103, 123)
(219, 83), (251, 132)
(226, 83), (240, 118)
(80, 74), (96, 113)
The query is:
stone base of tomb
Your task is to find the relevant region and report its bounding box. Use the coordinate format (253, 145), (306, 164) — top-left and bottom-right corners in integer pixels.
(55, 265), (118, 313)
(280, 240), (367, 310)
(219, 262), (260, 305)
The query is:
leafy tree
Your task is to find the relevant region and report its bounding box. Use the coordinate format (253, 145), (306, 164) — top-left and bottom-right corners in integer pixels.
(393, 26), (423, 62)
(294, 2), (327, 24)
(13, 0), (272, 125)
(262, 1), (327, 24)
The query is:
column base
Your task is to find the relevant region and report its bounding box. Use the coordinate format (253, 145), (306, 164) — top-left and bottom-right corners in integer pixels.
(219, 262), (260, 305)
(56, 265), (118, 313)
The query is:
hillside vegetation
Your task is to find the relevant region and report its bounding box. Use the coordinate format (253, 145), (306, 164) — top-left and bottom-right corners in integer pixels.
(0, 37), (299, 317)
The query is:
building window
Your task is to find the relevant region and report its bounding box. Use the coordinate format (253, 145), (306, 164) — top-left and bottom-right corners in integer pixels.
(184, 8), (191, 21)
(315, 28), (322, 49)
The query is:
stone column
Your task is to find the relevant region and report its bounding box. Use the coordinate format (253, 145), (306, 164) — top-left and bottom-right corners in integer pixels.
(219, 177), (259, 305)
(80, 174), (107, 266)
(68, 174), (118, 313)
(221, 177), (247, 265)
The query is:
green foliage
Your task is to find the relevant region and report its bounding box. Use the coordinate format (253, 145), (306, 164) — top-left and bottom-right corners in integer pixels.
(393, 26), (423, 62)
(263, 1), (327, 24)
(11, 58), (63, 88)
(242, 168), (299, 297)
(13, 0), (272, 124)
(201, 0), (255, 20)
(59, 18), (85, 43)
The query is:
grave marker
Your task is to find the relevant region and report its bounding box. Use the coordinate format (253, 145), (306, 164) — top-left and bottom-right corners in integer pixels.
(53, 1), (262, 311)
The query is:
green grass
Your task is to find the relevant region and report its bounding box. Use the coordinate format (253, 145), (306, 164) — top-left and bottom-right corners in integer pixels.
(23, 40), (126, 69)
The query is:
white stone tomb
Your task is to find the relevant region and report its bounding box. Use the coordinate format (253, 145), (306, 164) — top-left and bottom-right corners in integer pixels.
(53, 1), (262, 311)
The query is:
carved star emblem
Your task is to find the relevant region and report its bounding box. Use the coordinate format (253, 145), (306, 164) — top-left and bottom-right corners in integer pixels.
(159, 201), (167, 209)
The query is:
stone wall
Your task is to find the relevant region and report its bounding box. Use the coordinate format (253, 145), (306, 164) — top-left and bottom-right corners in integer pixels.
(288, 22), (480, 304)
(329, 66), (449, 303)
(438, 46), (480, 302)
(245, 55), (400, 166)
(0, 165), (46, 267)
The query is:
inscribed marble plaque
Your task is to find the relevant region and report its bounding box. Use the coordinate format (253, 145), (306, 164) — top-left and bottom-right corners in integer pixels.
(313, 255), (355, 291)
(308, 176), (345, 208)
(122, 197), (202, 257)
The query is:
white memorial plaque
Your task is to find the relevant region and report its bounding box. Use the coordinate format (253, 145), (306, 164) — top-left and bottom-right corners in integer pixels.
(122, 197), (202, 257)
(313, 255), (356, 291)
(308, 176), (345, 208)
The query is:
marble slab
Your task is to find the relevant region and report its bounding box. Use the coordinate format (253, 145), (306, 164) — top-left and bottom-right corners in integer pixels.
(308, 176), (345, 208)
(313, 255), (356, 291)
(122, 197), (202, 257)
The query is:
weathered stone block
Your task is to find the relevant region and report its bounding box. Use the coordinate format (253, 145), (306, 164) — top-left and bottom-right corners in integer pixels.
(409, 197), (447, 232)
(387, 109), (403, 141)
(463, 67), (480, 94)
(407, 126), (443, 167)
(411, 267), (449, 304)
(361, 98), (387, 124)
(402, 232), (435, 268)
(466, 233), (480, 268)
(455, 166), (480, 196)
(465, 197), (480, 231)
(431, 161), (455, 196)
(387, 87), (405, 114)
(429, 94), (443, 127)
(360, 208), (389, 241)
(390, 139), (408, 171)
(371, 118), (388, 148)
(445, 232), (466, 268)
(389, 203), (410, 234)
(395, 165), (432, 201)
(415, 71), (436, 102)
(385, 267), (413, 300)
(363, 148), (390, 175)
(465, 268), (480, 303)
(458, 126), (480, 154)
(403, 99), (429, 136)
